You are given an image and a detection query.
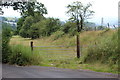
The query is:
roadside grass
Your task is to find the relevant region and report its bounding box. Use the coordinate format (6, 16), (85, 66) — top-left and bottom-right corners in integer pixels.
(9, 30), (118, 74)
(9, 44), (42, 66)
(78, 63), (118, 73)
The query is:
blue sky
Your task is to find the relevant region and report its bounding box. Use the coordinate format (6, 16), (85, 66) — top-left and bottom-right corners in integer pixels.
(1, 0), (119, 26)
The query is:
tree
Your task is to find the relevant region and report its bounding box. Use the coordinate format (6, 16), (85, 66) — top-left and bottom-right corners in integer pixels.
(16, 16), (25, 34)
(29, 23), (40, 39)
(29, 17), (61, 39)
(45, 18), (61, 36)
(0, 0), (48, 38)
(66, 1), (94, 58)
(12, 1), (47, 17)
(0, 1), (47, 17)
(62, 21), (77, 36)
(19, 13), (46, 38)
(19, 16), (34, 38)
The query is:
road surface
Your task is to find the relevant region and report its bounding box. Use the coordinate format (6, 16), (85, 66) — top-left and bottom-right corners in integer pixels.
(2, 64), (118, 78)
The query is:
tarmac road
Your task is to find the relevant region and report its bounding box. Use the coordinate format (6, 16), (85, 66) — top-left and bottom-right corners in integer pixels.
(2, 64), (118, 78)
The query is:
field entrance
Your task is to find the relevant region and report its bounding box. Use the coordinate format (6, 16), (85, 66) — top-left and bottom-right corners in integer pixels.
(10, 36), (77, 62)
(32, 42), (77, 61)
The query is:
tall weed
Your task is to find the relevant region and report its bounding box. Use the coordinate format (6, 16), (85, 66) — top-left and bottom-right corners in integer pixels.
(82, 31), (119, 66)
(9, 45), (42, 66)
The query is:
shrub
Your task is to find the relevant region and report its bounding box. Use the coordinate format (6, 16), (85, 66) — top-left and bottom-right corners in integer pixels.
(82, 31), (119, 66)
(2, 26), (12, 63)
(9, 45), (42, 66)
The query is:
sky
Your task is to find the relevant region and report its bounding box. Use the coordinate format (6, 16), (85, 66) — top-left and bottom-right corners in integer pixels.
(1, 0), (119, 26)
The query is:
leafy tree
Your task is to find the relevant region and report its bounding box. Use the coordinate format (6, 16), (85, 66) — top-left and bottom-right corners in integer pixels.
(62, 21), (77, 36)
(45, 18), (61, 36)
(28, 17), (61, 39)
(16, 12), (45, 35)
(29, 23), (40, 39)
(13, 1), (47, 17)
(66, 1), (94, 58)
(19, 13), (45, 38)
(1, 1), (47, 37)
(16, 17), (26, 34)
(66, 1), (94, 32)
(1, 1), (47, 17)
(19, 16), (34, 38)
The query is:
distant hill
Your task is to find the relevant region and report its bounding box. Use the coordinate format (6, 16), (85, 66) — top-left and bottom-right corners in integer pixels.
(1, 17), (18, 30)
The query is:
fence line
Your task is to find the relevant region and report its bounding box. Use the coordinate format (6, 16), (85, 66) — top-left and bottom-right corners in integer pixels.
(30, 41), (97, 53)
(39, 53), (75, 55)
(33, 45), (97, 49)
(33, 45), (76, 48)
(37, 48), (75, 50)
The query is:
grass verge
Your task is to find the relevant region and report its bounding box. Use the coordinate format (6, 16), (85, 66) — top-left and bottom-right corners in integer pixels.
(9, 44), (42, 66)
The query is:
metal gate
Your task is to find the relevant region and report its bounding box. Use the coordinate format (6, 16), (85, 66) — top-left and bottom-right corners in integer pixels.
(30, 41), (77, 61)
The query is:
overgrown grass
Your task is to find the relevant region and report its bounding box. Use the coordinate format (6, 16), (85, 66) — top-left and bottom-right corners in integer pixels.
(9, 30), (118, 73)
(9, 44), (42, 66)
(81, 30), (119, 73)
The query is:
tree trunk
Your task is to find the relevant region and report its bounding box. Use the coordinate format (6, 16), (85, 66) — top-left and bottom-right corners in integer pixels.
(76, 34), (80, 58)
(80, 19), (83, 30)
(76, 19), (80, 58)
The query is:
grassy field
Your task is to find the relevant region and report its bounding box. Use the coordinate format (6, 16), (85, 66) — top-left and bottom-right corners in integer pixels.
(9, 29), (118, 73)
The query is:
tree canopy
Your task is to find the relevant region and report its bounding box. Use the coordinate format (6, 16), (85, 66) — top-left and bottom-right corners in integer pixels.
(0, 1), (47, 17)
(66, 1), (94, 32)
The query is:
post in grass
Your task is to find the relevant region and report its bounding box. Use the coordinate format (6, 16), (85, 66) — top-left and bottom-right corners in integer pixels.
(30, 41), (33, 52)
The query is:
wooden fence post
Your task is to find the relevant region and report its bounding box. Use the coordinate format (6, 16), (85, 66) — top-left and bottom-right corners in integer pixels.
(76, 34), (80, 58)
(30, 41), (33, 52)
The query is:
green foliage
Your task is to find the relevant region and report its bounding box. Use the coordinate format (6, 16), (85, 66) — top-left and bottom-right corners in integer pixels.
(52, 31), (65, 40)
(9, 45), (42, 66)
(2, 22), (12, 29)
(82, 31), (119, 67)
(12, 1), (47, 17)
(1, 1), (48, 37)
(19, 16), (34, 38)
(19, 17), (61, 39)
(18, 13), (45, 38)
(62, 21), (77, 36)
(29, 23), (40, 39)
(66, 1), (94, 31)
(10, 30), (118, 73)
(16, 17), (26, 34)
(44, 18), (61, 36)
(2, 24), (12, 63)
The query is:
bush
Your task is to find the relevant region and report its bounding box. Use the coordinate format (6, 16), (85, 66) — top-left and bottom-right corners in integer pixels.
(2, 26), (12, 63)
(9, 45), (42, 66)
(82, 31), (119, 66)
